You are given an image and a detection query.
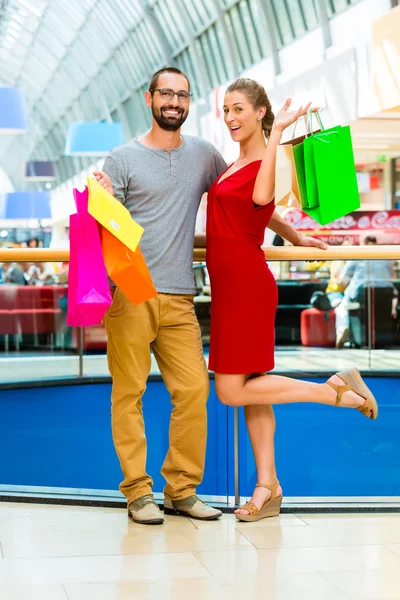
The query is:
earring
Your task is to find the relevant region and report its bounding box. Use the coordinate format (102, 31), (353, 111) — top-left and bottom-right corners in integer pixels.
(257, 116), (261, 121)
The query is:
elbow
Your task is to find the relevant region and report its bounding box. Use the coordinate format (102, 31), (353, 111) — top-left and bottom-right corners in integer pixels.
(252, 193), (274, 207)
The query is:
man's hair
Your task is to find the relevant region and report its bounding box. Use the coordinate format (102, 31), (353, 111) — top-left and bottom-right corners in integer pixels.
(149, 67), (191, 93)
(364, 235), (377, 244)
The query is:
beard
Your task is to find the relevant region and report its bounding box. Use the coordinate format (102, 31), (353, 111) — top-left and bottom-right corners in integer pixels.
(152, 104), (188, 131)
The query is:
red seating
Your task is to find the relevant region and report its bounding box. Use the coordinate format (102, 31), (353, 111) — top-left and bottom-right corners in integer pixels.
(0, 287), (19, 349)
(0, 284), (109, 352)
(0, 285), (67, 349)
(17, 308), (63, 335)
(72, 323), (108, 351)
(0, 286), (17, 311)
(14, 286), (67, 309)
(301, 308), (336, 348)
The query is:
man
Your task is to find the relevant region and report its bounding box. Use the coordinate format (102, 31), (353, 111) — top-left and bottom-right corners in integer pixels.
(95, 67), (326, 525)
(3, 261), (27, 285)
(335, 235), (398, 347)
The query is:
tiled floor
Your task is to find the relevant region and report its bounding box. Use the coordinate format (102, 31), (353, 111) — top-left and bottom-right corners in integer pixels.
(0, 347), (399, 382)
(1, 503), (400, 599)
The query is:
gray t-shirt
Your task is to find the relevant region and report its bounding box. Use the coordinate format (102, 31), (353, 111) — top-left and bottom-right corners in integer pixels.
(103, 136), (227, 294)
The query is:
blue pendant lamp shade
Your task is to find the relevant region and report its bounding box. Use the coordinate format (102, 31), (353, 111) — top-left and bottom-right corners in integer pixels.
(3, 191), (51, 219)
(24, 161), (56, 181)
(64, 122), (125, 156)
(0, 87), (28, 134)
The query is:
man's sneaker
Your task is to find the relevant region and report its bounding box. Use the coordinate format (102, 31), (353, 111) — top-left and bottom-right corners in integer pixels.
(164, 495), (222, 520)
(128, 494), (164, 525)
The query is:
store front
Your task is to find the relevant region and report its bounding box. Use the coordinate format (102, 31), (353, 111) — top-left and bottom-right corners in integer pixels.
(283, 208), (400, 246)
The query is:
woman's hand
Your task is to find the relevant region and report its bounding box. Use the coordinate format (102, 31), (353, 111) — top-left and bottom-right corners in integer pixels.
(93, 171), (114, 195)
(295, 235), (328, 250)
(295, 235), (329, 265)
(272, 98), (318, 134)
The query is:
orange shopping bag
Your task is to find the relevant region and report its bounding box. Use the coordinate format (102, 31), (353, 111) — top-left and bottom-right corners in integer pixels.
(101, 227), (157, 305)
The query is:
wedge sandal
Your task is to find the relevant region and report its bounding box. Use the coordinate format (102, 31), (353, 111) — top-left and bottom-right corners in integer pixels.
(327, 367), (378, 420)
(235, 481), (282, 523)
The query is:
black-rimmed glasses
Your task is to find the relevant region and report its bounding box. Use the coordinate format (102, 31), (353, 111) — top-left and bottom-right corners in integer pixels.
(151, 88), (192, 103)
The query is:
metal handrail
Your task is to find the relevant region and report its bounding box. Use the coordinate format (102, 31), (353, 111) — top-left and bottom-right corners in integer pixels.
(1, 245), (400, 263)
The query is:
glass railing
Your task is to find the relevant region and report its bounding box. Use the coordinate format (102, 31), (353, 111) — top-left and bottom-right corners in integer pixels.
(0, 246), (398, 382)
(0, 246), (399, 507)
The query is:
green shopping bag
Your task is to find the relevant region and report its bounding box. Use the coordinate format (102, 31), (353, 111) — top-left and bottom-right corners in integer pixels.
(293, 112), (360, 225)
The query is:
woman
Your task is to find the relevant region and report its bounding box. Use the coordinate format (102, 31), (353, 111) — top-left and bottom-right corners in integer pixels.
(206, 78), (378, 523)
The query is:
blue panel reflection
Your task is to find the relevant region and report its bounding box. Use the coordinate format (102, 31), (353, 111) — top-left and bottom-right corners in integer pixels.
(0, 377), (398, 498)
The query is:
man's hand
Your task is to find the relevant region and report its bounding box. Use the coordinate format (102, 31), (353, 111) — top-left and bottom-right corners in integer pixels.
(294, 235), (328, 250)
(93, 171), (114, 196)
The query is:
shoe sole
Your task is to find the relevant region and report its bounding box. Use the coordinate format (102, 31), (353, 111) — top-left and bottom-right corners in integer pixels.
(337, 367), (378, 420)
(163, 507), (222, 520)
(128, 512), (164, 525)
(235, 496), (282, 522)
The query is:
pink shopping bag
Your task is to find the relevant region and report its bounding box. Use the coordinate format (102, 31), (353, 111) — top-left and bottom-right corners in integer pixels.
(67, 187), (111, 327)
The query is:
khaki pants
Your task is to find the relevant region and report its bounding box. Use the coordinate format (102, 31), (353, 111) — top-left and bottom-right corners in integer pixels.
(103, 289), (209, 504)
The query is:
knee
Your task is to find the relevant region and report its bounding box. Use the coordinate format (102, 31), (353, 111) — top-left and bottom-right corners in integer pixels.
(191, 373), (210, 402)
(215, 381), (239, 406)
(218, 393), (237, 406)
(173, 374), (209, 409)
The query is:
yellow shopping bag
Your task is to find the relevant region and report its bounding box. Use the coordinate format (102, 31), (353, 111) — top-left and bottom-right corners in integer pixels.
(87, 177), (143, 253)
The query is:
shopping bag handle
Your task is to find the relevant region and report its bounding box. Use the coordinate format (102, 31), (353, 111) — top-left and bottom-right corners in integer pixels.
(308, 109), (324, 135)
(291, 108), (324, 140)
(291, 114), (309, 140)
(309, 109), (341, 142)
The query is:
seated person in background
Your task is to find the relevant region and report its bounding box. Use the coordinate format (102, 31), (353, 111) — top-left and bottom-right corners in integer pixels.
(24, 262), (57, 285)
(27, 237), (42, 248)
(335, 236), (398, 347)
(392, 294), (399, 320)
(24, 263), (41, 285)
(325, 240), (352, 307)
(3, 262), (27, 285)
(57, 262), (69, 285)
(38, 261), (57, 284)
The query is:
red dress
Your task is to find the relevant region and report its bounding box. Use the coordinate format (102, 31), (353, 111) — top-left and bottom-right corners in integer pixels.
(206, 161), (277, 374)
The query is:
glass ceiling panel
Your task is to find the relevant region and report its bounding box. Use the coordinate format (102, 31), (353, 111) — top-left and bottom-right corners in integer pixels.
(114, 46), (141, 84)
(153, 0), (186, 51)
(179, 0), (216, 31)
(96, 0), (130, 35)
(38, 28), (66, 59)
(1, 0), (360, 191)
(113, 0), (145, 23)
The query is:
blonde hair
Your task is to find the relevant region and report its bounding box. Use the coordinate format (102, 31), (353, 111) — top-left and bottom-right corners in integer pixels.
(225, 78), (274, 138)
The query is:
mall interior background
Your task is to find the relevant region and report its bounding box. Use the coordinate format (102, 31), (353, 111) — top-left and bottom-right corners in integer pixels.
(1, 0), (400, 240)
(0, 0), (399, 504)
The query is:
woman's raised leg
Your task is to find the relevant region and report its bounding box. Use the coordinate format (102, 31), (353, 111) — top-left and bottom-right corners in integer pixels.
(215, 371), (375, 419)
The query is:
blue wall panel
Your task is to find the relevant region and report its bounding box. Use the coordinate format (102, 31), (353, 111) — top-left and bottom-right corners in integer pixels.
(238, 377), (400, 497)
(0, 381), (229, 499)
(0, 377), (399, 498)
